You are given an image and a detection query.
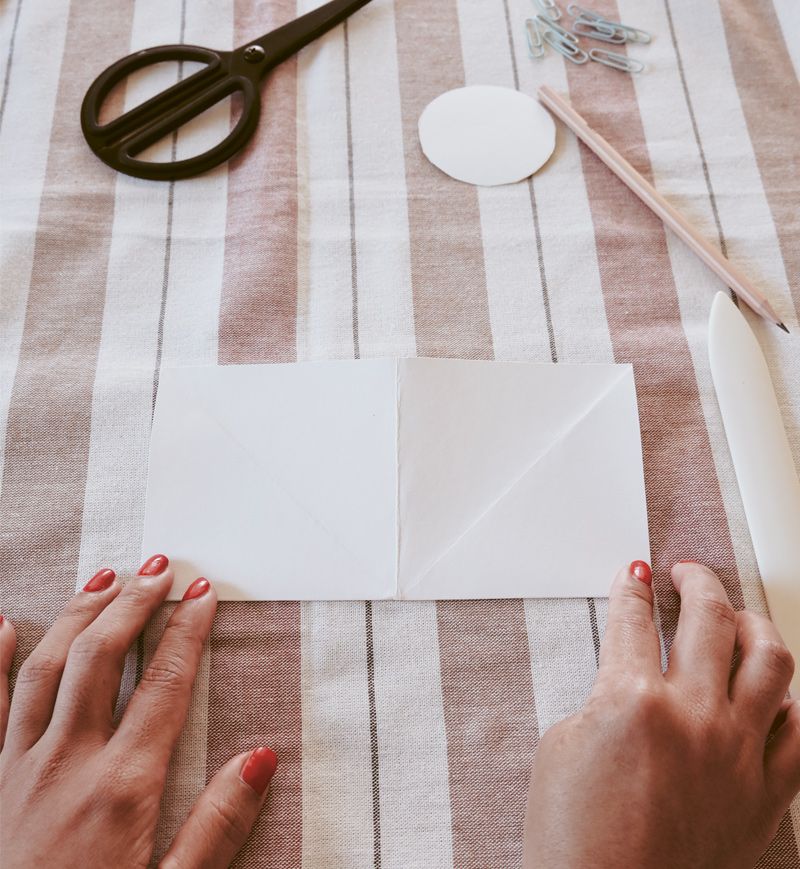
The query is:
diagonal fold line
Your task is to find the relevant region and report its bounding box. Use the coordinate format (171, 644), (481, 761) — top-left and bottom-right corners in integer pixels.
(184, 397), (378, 578)
(397, 366), (631, 598)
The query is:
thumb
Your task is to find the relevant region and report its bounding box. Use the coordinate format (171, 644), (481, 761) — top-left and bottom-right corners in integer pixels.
(160, 747), (278, 869)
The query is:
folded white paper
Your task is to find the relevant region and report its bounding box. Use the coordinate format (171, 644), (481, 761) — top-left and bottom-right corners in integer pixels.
(142, 359), (649, 600)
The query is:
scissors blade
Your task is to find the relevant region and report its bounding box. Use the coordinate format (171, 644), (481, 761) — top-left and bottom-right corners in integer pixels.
(247, 0), (372, 70)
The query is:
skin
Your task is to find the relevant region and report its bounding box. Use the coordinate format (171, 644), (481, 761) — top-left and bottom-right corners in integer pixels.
(1, 559), (798, 867)
(0, 560), (273, 869)
(524, 561), (800, 869)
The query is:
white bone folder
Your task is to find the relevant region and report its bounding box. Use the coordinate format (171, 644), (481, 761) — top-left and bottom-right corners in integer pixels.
(708, 292), (800, 697)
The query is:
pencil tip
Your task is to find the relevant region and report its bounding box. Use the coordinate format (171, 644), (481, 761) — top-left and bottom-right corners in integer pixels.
(778, 321), (790, 334)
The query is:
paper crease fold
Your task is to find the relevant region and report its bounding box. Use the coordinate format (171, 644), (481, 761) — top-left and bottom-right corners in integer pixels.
(397, 367), (630, 599)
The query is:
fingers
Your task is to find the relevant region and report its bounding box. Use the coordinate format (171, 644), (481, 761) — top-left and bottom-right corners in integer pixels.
(111, 576), (216, 769)
(49, 555), (172, 738)
(764, 700), (800, 810)
(730, 610), (794, 735)
(161, 748), (277, 869)
(666, 562), (737, 701)
(0, 615), (18, 751)
(598, 561), (662, 680)
(3, 569), (120, 758)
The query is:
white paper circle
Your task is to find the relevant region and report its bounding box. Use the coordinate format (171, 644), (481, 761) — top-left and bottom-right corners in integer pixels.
(418, 85), (556, 187)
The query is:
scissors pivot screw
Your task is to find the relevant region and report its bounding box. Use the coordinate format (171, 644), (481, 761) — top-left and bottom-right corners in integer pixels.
(243, 45), (266, 63)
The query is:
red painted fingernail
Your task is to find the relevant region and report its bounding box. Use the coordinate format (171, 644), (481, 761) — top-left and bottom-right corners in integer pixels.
(182, 577), (210, 601)
(83, 568), (116, 592)
(630, 560), (652, 586)
(0, 614), (4, 627)
(241, 747), (278, 795)
(138, 554), (168, 576)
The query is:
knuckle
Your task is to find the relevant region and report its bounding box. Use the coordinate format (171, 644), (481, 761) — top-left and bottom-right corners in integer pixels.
(619, 683), (664, 726)
(16, 650), (64, 688)
(755, 639), (795, 680)
(140, 654), (191, 693)
(62, 593), (104, 623)
(161, 618), (205, 658)
(68, 627), (123, 665)
(160, 857), (189, 869)
(28, 737), (78, 789)
(617, 610), (654, 639)
(98, 753), (159, 810)
(120, 581), (158, 610)
(695, 592), (736, 628)
(736, 609), (765, 635)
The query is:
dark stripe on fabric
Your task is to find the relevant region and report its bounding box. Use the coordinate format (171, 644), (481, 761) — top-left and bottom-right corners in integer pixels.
(150, 1), (186, 418)
(150, 178), (175, 417)
(343, 20), (382, 864)
(138, 6), (187, 691)
(662, 0), (739, 308)
(501, 0), (557, 363)
(365, 600), (382, 869)
(587, 598), (600, 669)
(0, 0), (23, 132)
(0, 0), (135, 681)
(663, 0), (727, 260)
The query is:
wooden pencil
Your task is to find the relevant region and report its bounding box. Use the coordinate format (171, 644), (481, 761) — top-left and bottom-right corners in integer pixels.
(538, 85), (789, 333)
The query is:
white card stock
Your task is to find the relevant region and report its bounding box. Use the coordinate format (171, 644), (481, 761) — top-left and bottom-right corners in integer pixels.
(143, 359), (649, 600)
(418, 86), (556, 186)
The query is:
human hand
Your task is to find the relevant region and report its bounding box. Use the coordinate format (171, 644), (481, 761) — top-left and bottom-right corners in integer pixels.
(523, 560), (800, 869)
(0, 555), (277, 869)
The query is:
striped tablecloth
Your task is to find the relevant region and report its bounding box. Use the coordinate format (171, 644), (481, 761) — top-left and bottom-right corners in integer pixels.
(2, 0), (799, 866)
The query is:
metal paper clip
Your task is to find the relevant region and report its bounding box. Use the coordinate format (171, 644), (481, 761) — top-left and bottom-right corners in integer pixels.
(525, 18), (545, 58)
(566, 3), (603, 21)
(572, 15), (626, 43)
(535, 14), (578, 43)
(566, 3), (652, 43)
(606, 19), (651, 43)
(543, 28), (588, 63)
(589, 47), (645, 72)
(534, 0), (562, 21)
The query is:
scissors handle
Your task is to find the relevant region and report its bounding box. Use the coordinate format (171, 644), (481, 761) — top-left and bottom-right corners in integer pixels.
(81, 45), (259, 181)
(81, 0), (372, 181)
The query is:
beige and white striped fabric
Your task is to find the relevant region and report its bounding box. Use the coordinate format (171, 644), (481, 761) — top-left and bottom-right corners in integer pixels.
(2, 0), (799, 865)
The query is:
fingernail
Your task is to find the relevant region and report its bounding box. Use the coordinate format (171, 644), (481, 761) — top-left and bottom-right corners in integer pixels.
(138, 554), (168, 576)
(241, 747), (278, 795)
(83, 568), (116, 592)
(0, 614), (4, 627)
(182, 577), (210, 601)
(630, 560), (652, 586)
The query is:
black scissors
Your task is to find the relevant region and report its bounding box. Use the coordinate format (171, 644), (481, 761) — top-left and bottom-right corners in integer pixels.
(81, 0), (372, 181)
